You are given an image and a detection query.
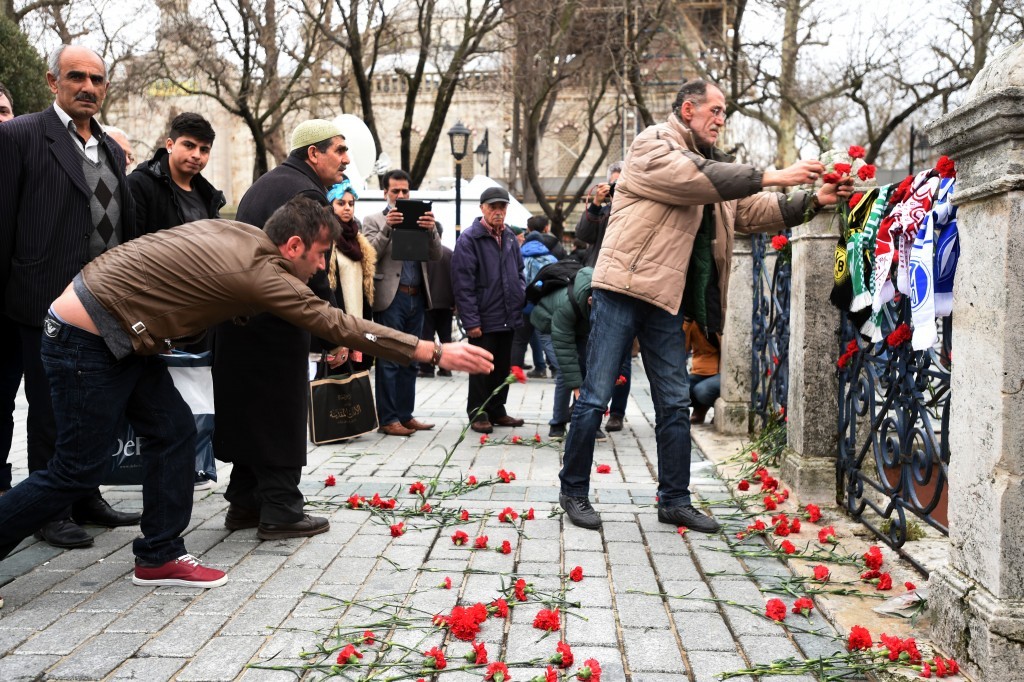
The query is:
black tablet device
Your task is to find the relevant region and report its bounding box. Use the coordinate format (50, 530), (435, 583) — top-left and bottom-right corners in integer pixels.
(395, 199), (432, 230)
(392, 200), (433, 261)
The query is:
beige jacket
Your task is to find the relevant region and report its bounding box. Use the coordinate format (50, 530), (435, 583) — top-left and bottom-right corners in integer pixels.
(593, 114), (813, 316)
(80, 219), (419, 361)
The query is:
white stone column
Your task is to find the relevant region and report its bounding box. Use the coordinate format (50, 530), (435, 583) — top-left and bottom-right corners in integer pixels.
(715, 233), (754, 435)
(780, 209), (841, 503)
(925, 43), (1024, 682)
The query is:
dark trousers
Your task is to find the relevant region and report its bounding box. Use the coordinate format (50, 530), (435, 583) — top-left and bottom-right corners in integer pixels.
(467, 330), (514, 422)
(0, 319), (195, 563)
(373, 290), (425, 425)
(224, 461), (304, 525)
(1, 316), (22, 490)
(17, 324), (57, 473)
(419, 308), (453, 376)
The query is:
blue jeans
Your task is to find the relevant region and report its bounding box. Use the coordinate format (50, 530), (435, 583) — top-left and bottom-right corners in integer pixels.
(0, 319), (195, 564)
(373, 290), (425, 425)
(689, 373), (721, 409)
(560, 290), (692, 507)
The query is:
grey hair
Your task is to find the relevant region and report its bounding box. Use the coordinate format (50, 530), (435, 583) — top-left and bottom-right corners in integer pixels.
(102, 124), (128, 137)
(607, 161), (623, 181)
(47, 45), (107, 79)
(671, 79), (715, 113)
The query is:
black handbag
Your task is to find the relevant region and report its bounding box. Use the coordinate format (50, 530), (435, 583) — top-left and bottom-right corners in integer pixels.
(307, 367), (378, 444)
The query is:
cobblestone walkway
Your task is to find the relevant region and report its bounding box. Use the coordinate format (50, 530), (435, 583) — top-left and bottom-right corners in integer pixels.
(0, 361), (840, 681)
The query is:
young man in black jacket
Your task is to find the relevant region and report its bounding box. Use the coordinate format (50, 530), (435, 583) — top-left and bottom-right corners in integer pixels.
(128, 113), (225, 234)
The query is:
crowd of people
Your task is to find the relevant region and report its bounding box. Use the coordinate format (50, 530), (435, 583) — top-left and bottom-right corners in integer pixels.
(0, 44), (852, 592)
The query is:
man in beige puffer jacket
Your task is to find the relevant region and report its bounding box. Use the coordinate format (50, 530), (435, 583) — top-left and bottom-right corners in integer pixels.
(558, 78), (853, 532)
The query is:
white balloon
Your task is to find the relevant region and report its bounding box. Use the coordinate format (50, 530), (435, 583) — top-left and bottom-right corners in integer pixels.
(332, 114), (376, 184)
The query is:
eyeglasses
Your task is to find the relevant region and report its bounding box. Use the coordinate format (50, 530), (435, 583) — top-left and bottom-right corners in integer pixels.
(708, 106), (726, 120)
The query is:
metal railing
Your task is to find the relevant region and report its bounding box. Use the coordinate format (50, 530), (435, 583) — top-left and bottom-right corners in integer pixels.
(835, 297), (952, 572)
(749, 233), (791, 432)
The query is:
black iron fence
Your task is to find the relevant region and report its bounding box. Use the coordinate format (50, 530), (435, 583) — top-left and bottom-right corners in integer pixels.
(749, 233), (791, 432)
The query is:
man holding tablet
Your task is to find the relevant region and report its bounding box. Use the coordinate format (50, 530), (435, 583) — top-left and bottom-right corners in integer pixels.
(362, 170), (442, 436)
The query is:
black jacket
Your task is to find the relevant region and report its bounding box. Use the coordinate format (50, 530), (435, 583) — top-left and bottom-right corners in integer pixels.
(574, 202), (610, 268)
(0, 107), (137, 326)
(525, 230), (567, 260)
(128, 148), (225, 233)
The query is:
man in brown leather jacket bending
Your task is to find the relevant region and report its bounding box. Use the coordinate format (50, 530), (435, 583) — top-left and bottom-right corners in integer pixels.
(0, 197), (493, 589)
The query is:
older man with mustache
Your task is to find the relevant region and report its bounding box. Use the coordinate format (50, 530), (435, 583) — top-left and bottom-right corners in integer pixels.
(0, 45), (142, 549)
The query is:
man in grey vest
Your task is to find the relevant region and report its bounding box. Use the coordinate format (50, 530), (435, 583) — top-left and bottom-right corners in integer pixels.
(0, 45), (142, 549)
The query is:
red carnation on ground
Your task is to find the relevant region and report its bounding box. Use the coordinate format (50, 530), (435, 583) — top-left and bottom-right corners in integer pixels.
(409, 480), (425, 495)
(474, 535), (489, 549)
(452, 530), (469, 545)
(780, 539), (796, 554)
(525, 508), (535, 520)
(764, 496), (777, 511)
(447, 604), (487, 641)
(576, 658), (602, 681)
(552, 641), (574, 668)
(324, 474), (336, 487)
(834, 162), (852, 174)
(847, 625), (873, 650)
(511, 435), (522, 444)
(804, 503), (822, 522)
(813, 565), (831, 581)
(596, 464), (611, 474)
(498, 469), (516, 483)
(499, 507), (519, 523)
(792, 597), (814, 616)
(906, 581), (917, 591)
(514, 578), (529, 601)
(390, 522), (404, 537)
(863, 545), (884, 570)
(738, 479), (750, 491)
(485, 661), (511, 681)
(790, 518), (801, 533)
(346, 494), (363, 509)
(490, 597), (509, 618)
(818, 526), (838, 544)
(534, 666), (559, 682)
(765, 598), (787, 621)
(936, 155), (956, 178)
(460, 509), (471, 521)
(770, 234), (789, 251)
(510, 366), (527, 383)
(336, 644), (362, 665)
(500, 540), (512, 554)
(467, 476), (478, 486)
(848, 145), (866, 159)
(534, 433), (542, 443)
(480, 435), (489, 444)
(569, 566), (584, 582)
(443, 576), (452, 589)
(424, 646), (447, 669)
(533, 607), (561, 631)
(362, 630), (375, 645)
(876, 572), (893, 590)
(468, 641), (488, 664)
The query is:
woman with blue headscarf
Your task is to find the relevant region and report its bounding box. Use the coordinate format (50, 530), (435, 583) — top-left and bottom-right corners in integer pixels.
(317, 179), (375, 372)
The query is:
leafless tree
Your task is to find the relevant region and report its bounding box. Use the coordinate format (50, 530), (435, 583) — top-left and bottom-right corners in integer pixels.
(313, 0), (507, 187)
(0, 0), (66, 24)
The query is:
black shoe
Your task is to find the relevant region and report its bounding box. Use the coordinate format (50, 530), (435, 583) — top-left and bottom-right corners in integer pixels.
(595, 428), (607, 442)
(224, 504), (260, 531)
(658, 504), (721, 533)
(559, 494), (601, 530)
(257, 514), (330, 540)
(417, 369), (434, 378)
(548, 423), (566, 439)
(605, 415), (624, 432)
(437, 369), (452, 377)
(72, 493), (142, 527)
(527, 368), (547, 379)
(35, 519), (94, 548)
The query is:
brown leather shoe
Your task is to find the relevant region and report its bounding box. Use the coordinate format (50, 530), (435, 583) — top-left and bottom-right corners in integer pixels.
(471, 420), (493, 434)
(402, 418), (435, 431)
(378, 422), (415, 436)
(224, 504), (260, 530)
(257, 514), (330, 540)
(690, 406), (710, 425)
(493, 415), (525, 427)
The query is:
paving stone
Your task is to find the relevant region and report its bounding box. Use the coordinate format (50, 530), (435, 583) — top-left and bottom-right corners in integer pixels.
(737, 633), (803, 666)
(0, 590), (89, 630)
(46, 633), (149, 680)
(0, 652), (62, 681)
(222, 596), (299, 635)
(660, 579), (717, 612)
(176, 635), (265, 681)
(622, 627), (686, 672)
(614, 593), (670, 629)
(686, 650), (751, 682)
(107, 593), (194, 632)
(15, 611), (117, 654)
(607, 541), (651, 566)
(0, 627), (35, 656)
(138, 613), (231, 657)
(108, 656), (188, 679)
(563, 606), (618, 646)
(256, 567), (322, 598)
(674, 611), (738, 652)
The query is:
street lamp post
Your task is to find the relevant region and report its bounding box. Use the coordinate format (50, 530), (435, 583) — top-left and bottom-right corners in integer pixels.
(474, 129), (490, 177)
(448, 120), (471, 238)
(909, 125), (931, 176)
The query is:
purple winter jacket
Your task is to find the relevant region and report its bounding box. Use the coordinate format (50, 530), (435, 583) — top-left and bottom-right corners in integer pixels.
(451, 217), (526, 334)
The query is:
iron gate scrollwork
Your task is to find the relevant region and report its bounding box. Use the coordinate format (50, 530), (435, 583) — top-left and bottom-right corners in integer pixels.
(750, 233), (791, 432)
(836, 297), (952, 571)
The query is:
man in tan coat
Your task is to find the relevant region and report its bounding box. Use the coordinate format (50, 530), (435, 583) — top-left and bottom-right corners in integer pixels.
(558, 78), (853, 532)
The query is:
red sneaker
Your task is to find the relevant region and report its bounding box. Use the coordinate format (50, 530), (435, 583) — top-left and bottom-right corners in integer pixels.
(132, 554), (227, 588)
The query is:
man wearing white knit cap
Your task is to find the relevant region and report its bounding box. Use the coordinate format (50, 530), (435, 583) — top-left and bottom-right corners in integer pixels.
(212, 119), (351, 540)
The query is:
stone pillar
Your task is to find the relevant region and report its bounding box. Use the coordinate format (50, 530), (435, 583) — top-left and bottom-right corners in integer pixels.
(925, 43), (1024, 682)
(715, 233), (754, 435)
(779, 209), (841, 503)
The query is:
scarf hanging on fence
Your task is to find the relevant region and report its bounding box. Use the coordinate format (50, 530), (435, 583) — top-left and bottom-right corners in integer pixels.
(830, 189), (874, 329)
(896, 172), (940, 296)
(909, 177), (958, 350)
(932, 178), (959, 317)
(848, 186), (889, 313)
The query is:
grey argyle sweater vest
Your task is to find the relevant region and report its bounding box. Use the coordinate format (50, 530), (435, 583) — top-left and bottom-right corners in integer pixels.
(75, 141), (123, 259)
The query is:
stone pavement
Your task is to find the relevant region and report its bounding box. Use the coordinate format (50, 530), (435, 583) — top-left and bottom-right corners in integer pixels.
(0, 360), (844, 681)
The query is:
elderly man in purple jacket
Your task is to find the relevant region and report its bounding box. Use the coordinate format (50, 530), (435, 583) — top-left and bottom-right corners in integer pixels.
(451, 187), (527, 434)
